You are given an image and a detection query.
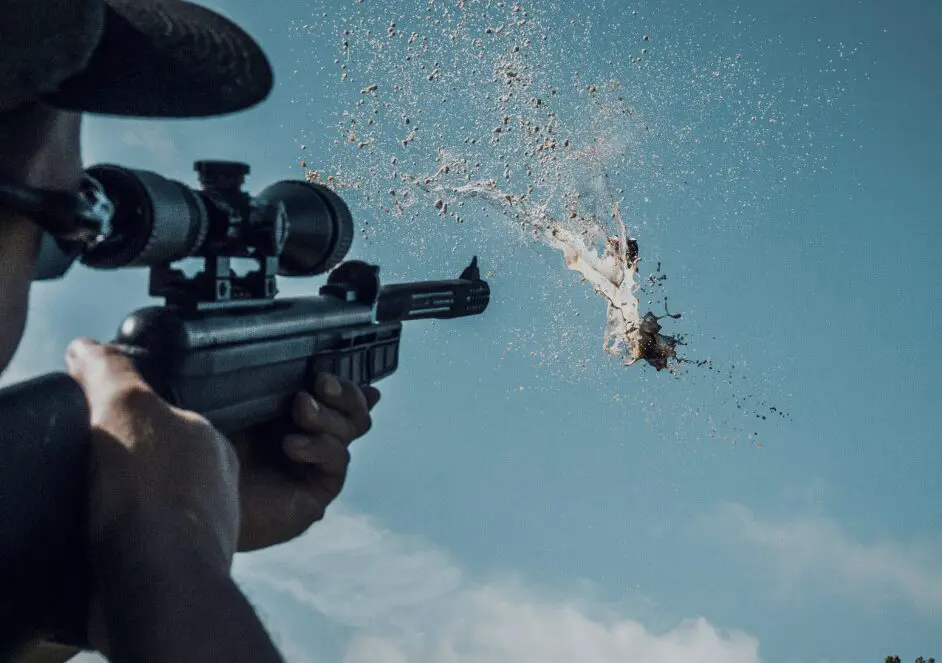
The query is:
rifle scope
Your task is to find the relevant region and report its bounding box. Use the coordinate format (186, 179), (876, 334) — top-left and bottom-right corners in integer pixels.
(79, 160), (354, 277)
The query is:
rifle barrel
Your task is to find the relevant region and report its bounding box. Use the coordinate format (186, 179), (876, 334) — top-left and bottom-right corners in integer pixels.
(376, 278), (490, 322)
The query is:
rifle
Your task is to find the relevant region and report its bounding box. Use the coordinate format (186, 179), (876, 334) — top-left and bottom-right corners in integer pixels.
(0, 161), (490, 652)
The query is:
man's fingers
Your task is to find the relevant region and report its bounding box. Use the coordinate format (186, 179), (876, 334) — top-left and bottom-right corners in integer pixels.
(298, 373), (377, 438)
(292, 391), (369, 441)
(363, 386), (381, 411)
(282, 433), (350, 475)
(311, 373), (381, 415)
(311, 373), (370, 416)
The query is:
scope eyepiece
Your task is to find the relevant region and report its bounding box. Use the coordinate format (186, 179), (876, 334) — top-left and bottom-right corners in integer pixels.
(81, 165), (209, 269)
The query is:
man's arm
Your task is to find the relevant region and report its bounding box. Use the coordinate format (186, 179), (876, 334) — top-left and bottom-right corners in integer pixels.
(91, 507), (283, 663)
(15, 515), (283, 663)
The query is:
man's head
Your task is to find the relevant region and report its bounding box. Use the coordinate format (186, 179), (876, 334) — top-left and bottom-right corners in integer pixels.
(0, 0), (274, 375)
(0, 104), (84, 371)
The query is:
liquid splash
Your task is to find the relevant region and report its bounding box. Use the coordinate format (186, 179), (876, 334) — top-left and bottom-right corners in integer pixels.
(400, 167), (683, 371)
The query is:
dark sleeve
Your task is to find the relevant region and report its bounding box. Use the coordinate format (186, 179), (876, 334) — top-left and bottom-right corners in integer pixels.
(92, 508), (284, 663)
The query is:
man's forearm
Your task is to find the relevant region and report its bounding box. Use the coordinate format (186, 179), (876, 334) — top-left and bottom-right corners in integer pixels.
(93, 508), (283, 663)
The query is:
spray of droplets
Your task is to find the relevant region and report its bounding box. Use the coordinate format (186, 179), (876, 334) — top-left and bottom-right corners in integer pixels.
(289, 0), (859, 442)
(297, 1), (701, 370)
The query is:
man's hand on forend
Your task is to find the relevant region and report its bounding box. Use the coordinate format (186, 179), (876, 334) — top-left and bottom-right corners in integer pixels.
(231, 372), (381, 552)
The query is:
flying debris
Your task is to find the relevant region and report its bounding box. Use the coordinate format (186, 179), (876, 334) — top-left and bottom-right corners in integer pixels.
(628, 307), (684, 371)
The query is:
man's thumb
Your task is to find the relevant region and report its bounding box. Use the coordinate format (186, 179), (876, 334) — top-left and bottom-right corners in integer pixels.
(65, 337), (139, 388)
(65, 337), (101, 379)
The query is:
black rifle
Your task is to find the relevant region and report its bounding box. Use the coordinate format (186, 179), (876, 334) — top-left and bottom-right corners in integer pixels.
(0, 161), (490, 653)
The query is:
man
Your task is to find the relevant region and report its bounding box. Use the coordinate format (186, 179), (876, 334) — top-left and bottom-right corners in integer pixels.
(1, 1), (379, 661)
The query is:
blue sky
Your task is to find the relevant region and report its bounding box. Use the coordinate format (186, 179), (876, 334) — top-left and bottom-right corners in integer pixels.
(13, 0), (941, 661)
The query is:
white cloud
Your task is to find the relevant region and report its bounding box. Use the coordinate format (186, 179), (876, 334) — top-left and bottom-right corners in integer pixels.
(81, 118), (179, 168)
(235, 508), (762, 663)
(118, 126), (179, 164)
(701, 502), (942, 616)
